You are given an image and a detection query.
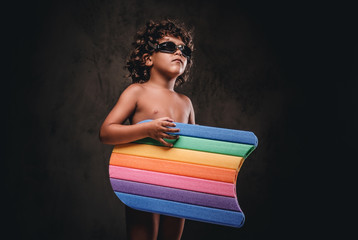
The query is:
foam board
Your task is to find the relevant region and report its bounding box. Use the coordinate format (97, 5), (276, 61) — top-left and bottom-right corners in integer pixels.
(108, 121), (258, 228)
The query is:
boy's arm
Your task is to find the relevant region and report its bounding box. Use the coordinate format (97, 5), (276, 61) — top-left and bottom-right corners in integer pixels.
(99, 84), (179, 146)
(188, 98), (195, 125)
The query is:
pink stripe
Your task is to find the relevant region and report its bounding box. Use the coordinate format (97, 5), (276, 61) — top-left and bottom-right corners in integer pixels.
(109, 165), (236, 197)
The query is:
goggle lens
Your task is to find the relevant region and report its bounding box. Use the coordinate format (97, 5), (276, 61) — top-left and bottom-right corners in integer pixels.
(152, 41), (192, 58)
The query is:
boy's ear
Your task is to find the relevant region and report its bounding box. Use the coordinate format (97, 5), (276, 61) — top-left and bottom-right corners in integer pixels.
(143, 54), (153, 67)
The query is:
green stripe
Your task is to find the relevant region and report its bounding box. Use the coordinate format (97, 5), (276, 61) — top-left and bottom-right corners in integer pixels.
(134, 136), (255, 158)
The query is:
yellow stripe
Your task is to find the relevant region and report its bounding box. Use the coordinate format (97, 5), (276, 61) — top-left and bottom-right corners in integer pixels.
(113, 143), (243, 170)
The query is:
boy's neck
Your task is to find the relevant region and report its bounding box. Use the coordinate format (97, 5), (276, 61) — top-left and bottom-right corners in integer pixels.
(146, 76), (176, 91)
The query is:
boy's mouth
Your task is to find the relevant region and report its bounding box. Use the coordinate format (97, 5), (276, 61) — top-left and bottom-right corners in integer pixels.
(172, 58), (183, 64)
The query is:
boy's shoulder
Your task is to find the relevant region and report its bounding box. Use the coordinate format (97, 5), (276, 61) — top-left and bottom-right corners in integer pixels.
(175, 91), (193, 107)
(175, 91), (191, 101)
(123, 83), (145, 94)
(126, 83), (144, 90)
(119, 83), (145, 101)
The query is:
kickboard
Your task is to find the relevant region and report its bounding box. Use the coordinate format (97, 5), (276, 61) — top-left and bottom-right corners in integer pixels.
(108, 120), (257, 228)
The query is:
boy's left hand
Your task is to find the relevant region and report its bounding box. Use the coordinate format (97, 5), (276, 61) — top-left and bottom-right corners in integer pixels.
(146, 117), (180, 147)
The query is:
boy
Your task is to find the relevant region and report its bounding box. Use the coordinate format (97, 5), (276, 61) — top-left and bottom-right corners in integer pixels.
(100, 19), (195, 240)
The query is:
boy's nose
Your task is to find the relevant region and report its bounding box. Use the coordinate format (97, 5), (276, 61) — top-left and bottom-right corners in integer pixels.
(174, 49), (183, 56)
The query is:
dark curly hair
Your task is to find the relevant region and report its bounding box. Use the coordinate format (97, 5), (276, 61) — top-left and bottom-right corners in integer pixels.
(125, 19), (194, 87)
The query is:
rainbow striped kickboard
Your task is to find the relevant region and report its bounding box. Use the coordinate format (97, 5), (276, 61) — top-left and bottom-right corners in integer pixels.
(109, 120), (258, 228)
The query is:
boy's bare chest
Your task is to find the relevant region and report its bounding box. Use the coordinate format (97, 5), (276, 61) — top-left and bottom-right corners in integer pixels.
(136, 92), (189, 122)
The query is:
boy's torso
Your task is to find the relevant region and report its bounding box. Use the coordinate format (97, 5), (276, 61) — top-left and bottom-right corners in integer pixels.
(130, 84), (191, 124)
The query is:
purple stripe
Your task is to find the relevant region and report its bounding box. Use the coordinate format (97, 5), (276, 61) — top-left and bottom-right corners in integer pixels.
(110, 178), (241, 212)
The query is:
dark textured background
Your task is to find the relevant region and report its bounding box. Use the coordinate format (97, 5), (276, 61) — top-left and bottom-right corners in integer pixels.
(2, 0), (357, 239)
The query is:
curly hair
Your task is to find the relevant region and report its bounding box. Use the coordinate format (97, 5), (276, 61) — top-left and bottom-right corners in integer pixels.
(125, 19), (194, 87)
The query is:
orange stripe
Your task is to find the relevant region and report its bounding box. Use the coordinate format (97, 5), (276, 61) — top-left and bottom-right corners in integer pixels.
(113, 143), (243, 170)
(110, 153), (237, 183)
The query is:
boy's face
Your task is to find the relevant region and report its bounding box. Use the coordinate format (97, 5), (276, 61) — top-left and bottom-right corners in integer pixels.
(147, 36), (188, 79)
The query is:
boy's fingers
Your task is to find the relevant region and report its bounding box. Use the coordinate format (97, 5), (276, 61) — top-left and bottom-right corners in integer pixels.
(164, 122), (176, 127)
(161, 121), (176, 127)
(160, 125), (179, 132)
(158, 138), (173, 147)
(163, 134), (179, 140)
(160, 117), (174, 122)
(165, 127), (180, 133)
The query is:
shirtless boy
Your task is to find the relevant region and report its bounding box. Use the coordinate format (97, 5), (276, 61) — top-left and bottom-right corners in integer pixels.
(100, 19), (195, 240)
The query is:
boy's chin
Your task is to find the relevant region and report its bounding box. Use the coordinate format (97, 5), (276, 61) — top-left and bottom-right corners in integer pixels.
(169, 65), (185, 73)
(166, 71), (184, 80)
(155, 68), (185, 80)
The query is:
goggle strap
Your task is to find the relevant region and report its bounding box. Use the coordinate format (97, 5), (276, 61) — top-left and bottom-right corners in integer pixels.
(148, 41), (157, 50)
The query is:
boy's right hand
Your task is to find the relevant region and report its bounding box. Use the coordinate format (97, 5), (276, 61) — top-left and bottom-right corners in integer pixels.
(146, 117), (180, 147)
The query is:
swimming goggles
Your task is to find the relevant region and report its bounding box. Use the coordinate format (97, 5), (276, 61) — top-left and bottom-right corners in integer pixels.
(148, 41), (192, 59)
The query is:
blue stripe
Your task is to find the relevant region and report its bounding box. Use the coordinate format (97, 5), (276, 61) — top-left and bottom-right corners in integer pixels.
(115, 191), (245, 228)
(138, 119), (258, 146)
